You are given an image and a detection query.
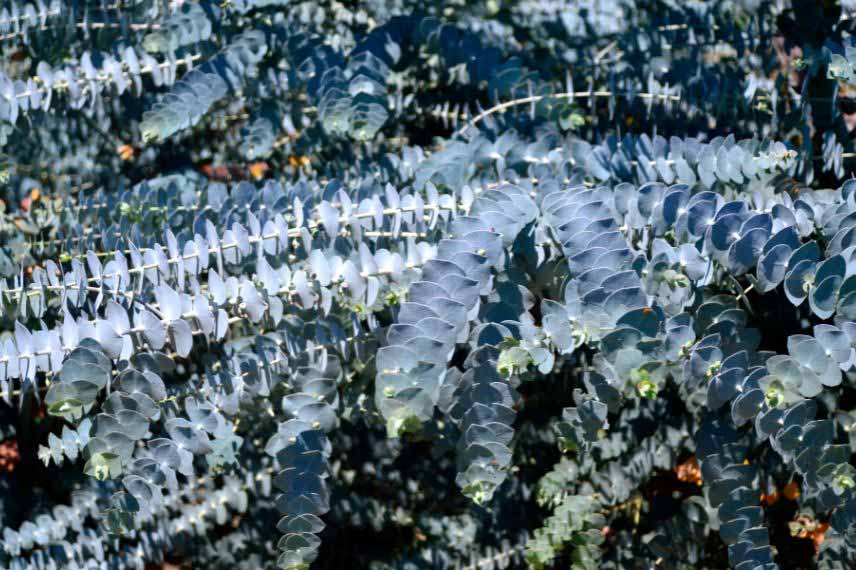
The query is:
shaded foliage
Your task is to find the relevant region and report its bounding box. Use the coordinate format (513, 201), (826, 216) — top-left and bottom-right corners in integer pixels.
(0, 1), (855, 570)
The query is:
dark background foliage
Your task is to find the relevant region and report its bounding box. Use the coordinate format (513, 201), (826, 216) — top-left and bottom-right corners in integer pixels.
(0, 1), (855, 569)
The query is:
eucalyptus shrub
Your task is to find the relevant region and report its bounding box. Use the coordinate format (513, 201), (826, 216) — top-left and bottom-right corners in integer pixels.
(0, 1), (856, 569)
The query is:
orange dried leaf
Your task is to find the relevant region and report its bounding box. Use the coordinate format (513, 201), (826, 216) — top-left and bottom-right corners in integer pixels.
(789, 515), (829, 553)
(675, 456), (702, 485)
(783, 481), (800, 501)
(0, 439), (19, 473)
(117, 144), (135, 161)
(812, 522), (830, 552)
(760, 490), (780, 507)
(249, 161), (269, 180)
(201, 164), (231, 181)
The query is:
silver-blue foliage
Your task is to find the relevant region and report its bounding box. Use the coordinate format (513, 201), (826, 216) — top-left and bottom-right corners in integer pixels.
(0, 1), (855, 570)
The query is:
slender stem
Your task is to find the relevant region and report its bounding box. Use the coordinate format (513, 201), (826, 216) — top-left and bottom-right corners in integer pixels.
(453, 90), (681, 138)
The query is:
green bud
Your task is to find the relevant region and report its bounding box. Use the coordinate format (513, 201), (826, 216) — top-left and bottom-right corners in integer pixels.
(837, 474), (855, 490)
(706, 361), (722, 378)
(463, 480), (496, 505)
(765, 386), (783, 408)
(636, 380), (658, 399)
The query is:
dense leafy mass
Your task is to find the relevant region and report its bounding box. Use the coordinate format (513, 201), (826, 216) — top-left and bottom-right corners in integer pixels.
(1, 0), (856, 569)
